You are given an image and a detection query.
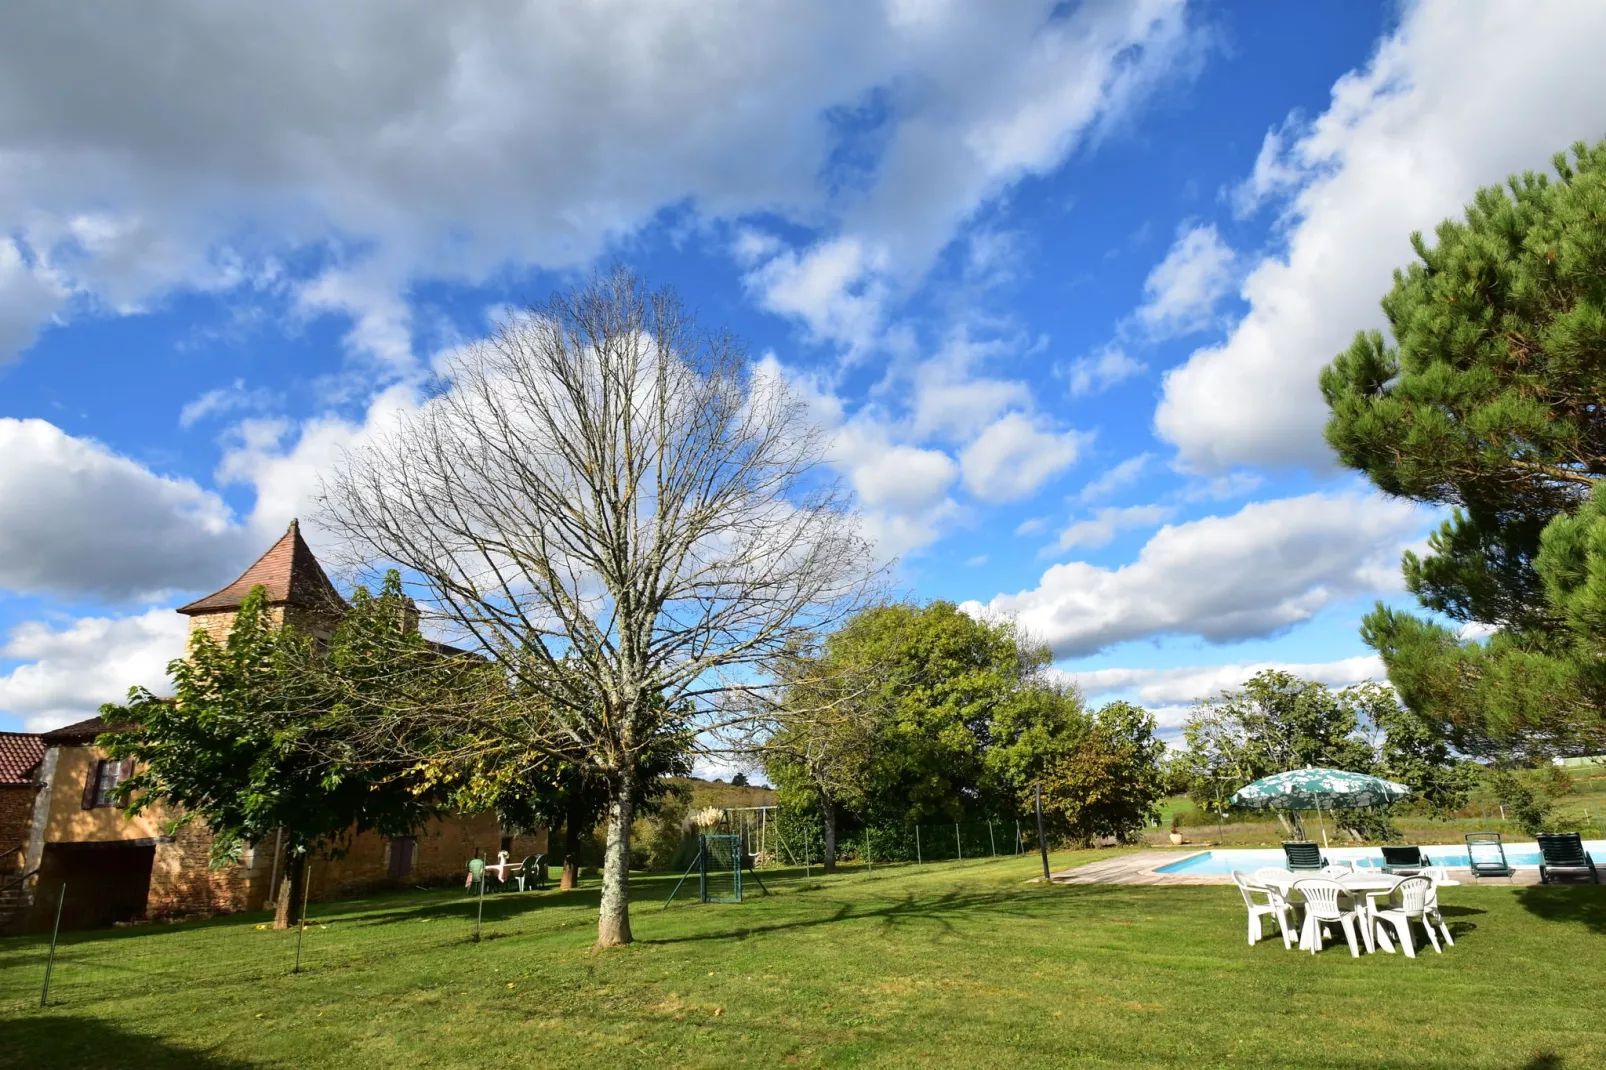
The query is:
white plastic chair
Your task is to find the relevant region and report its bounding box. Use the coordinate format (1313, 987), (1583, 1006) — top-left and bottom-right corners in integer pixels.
(1290, 878), (1366, 957)
(1419, 870), (1454, 948)
(1370, 876), (1443, 957)
(1252, 866), (1295, 887)
(1232, 871), (1296, 949)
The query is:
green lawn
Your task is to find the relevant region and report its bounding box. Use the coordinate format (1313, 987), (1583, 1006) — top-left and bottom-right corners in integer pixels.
(3, 852), (1604, 1069)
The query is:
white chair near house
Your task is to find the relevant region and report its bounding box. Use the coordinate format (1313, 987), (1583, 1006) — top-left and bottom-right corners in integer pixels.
(1289, 878), (1366, 957)
(1231, 871), (1297, 949)
(1370, 876), (1446, 957)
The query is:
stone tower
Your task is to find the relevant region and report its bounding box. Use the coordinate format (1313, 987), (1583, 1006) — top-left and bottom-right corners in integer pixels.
(176, 519), (347, 643)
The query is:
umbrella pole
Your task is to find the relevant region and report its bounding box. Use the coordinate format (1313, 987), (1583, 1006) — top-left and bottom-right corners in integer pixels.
(1316, 804), (1329, 848)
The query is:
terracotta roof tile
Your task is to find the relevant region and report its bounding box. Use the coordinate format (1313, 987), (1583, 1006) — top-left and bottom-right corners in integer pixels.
(38, 716), (132, 746)
(0, 732), (44, 785)
(177, 519), (347, 616)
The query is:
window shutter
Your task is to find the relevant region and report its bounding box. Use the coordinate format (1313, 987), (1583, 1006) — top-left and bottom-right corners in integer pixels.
(120, 757), (136, 780)
(82, 760), (103, 810)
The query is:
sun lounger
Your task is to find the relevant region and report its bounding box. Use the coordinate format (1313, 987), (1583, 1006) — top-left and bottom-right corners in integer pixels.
(1282, 841), (1326, 871)
(1536, 832), (1600, 884)
(1465, 832), (1513, 878)
(1380, 845), (1427, 874)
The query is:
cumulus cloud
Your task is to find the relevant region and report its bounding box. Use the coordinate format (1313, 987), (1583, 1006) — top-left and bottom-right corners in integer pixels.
(959, 412), (1088, 503)
(0, 0), (1198, 366)
(1068, 654), (1385, 706)
(964, 491), (1424, 657)
(742, 0), (1198, 346)
(1066, 346), (1145, 398)
(0, 418), (254, 601)
(1054, 504), (1173, 551)
(1155, 1), (1606, 471)
(1134, 222), (1235, 339)
(1077, 454), (1152, 502)
(0, 608), (188, 732)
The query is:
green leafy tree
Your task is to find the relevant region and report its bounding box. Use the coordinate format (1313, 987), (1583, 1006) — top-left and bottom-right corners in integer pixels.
(1179, 671), (1376, 835)
(1037, 701), (1164, 846)
(1322, 138), (1606, 762)
(1348, 681), (1478, 815)
(764, 601), (1072, 869)
(103, 581), (439, 927)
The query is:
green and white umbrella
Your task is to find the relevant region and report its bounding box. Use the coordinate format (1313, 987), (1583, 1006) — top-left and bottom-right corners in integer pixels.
(1229, 766), (1411, 844)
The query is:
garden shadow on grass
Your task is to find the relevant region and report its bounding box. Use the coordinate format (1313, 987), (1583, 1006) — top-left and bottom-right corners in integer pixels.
(1515, 885), (1606, 935)
(0, 1014), (260, 1070)
(643, 883), (1098, 946)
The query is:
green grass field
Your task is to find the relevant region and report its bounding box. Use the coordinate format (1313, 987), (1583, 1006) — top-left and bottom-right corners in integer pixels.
(3, 851), (1604, 1069)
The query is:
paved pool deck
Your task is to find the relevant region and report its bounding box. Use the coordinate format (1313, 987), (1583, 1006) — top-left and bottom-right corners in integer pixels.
(1048, 849), (1544, 886)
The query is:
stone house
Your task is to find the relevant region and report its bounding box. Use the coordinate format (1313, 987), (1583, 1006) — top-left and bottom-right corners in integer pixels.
(2, 520), (545, 932)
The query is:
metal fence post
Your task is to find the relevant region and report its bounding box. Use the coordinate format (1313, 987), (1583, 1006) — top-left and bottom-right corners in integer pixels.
(474, 867), (485, 943)
(955, 822), (962, 861)
(988, 820), (996, 857)
(40, 882), (65, 1007)
(1016, 820), (1022, 854)
(864, 830), (872, 875)
(915, 825), (922, 865)
(1035, 783), (1050, 881)
(293, 864), (312, 973)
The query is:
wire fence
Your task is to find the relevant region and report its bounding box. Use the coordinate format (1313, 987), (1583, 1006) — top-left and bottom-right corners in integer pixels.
(0, 866), (553, 1012)
(1, 809), (1041, 1012)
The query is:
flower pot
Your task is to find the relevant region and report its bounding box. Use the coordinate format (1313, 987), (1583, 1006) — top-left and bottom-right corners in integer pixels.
(1168, 831), (1184, 845)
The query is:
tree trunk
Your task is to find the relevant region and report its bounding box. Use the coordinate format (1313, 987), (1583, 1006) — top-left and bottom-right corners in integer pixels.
(561, 795), (584, 890)
(595, 775), (634, 948)
(821, 797), (837, 874)
(272, 853), (307, 930)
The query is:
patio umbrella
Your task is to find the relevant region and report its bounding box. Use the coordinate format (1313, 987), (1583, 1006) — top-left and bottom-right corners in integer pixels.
(1229, 766), (1411, 846)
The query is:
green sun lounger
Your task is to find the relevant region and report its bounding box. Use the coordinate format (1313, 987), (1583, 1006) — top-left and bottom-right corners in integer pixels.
(1282, 842), (1326, 871)
(1537, 832), (1600, 884)
(1380, 845), (1427, 874)
(1466, 833), (1514, 878)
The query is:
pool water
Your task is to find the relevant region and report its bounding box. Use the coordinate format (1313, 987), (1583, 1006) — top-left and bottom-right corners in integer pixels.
(1153, 841), (1606, 876)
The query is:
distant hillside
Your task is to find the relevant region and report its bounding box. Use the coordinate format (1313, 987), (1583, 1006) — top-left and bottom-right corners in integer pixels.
(673, 776), (777, 810)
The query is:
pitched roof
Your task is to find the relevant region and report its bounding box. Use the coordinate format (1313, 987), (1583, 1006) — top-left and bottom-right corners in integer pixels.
(176, 519), (347, 616)
(0, 732), (44, 786)
(38, 716), (133, 746)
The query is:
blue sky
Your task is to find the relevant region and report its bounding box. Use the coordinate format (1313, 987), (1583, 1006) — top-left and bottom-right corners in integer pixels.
(3, 0), (1605, 741)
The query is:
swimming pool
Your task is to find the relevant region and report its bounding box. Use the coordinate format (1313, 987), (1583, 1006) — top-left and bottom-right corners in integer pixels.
(1152, 841), (1606, 876)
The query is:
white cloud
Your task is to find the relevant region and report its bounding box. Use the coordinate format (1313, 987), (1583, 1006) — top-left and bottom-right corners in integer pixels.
(744, 237), (890, 354)
(178, 379), (280, 429)
(0, 0), (1198, 365)
(1066, 346), (1145, 398)
(965, 554), (988, 567)
(0, 238), (66, 362)
(1077, 454), (1152, 502)
(906, 331), (1030, 442)
(0, 418), (254, 601)
(0, 609), (188, 732)
(1156, 1), (1606, 471)
(1054, 504), (1174, 551)
(964, 491), (1423, 657)
(1014, 517), (1047, 536)
(959, 412), (1088, 504)
(1135, 222), (1235, 339)
(837, 434), (958, 514)
(1069, 654), (1386, 706)
(744, 0), (1198, 347)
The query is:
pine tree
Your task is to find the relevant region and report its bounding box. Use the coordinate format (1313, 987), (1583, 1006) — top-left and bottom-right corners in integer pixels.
(1322, 138), (1606, 759)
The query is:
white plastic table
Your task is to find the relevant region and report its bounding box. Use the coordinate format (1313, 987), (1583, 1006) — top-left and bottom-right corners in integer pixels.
(1259, 872), (1460, 953)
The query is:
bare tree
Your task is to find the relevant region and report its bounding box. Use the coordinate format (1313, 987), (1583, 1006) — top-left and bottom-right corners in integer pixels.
(318, 271), (881, 947)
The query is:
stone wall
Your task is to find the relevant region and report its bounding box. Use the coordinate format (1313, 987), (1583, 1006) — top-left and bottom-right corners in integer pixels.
(0, 784), (38, 873)
(275, 814), (547, 903)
